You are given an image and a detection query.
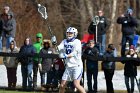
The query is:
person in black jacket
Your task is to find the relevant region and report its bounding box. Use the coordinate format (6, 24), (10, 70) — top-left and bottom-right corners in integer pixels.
(101, 44), (117, 93)
(123, 45), (138, 93)
(83, 40), (99, 93)
(88, 10), (109, 56)
(117, 8), (138, 57)
(18, 37), (36, 90)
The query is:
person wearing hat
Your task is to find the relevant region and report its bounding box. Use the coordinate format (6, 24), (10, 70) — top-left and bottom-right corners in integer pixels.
(101, 44), (117, 93)
(117, 8), (138, 57)
(83, 40), (99, 93)
(123, 45), (138, 93)
(38, 39), (55, 91)
(33, 32), (43, 90)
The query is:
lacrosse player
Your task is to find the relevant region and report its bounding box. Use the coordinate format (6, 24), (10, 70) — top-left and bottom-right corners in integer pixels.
(51, 27), (86, 93)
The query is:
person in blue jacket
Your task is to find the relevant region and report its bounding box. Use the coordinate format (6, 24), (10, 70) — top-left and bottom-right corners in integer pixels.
(18, 37), (36, 90)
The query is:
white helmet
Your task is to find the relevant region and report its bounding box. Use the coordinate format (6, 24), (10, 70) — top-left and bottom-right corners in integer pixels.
(66, 27), (78, 40)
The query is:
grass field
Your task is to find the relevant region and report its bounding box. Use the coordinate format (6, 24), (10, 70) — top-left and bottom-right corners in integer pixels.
(0, 89), (128, 93)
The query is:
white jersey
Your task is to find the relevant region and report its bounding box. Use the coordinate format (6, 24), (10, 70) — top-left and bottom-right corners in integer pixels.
(58, 39), (83, 68)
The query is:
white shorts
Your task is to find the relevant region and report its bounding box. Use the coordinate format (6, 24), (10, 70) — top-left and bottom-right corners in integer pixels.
(62, 66), (83, 81)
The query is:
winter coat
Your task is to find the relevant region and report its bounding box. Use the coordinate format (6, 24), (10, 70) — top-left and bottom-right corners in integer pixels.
(33, 36), (43, 62)
(88, 16), (109, 36)
(18, 41), (36, 65)
(3, 47), (19, 68)
(124, 54), (138, 77)
(39, 47), (54, 73)
(0, 20), (2, 36)
(117, 15), (138, 35)
(83, 46), (99, 69)
(1, 12), (16, 38)
(102, 50), (116, 70)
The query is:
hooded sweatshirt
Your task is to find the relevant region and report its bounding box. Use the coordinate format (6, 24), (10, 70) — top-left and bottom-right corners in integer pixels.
(19, 38), (36, 65)
(3, 40), (19, 68)
(33, 33), (43, 62)
(1, 11), (16, 38)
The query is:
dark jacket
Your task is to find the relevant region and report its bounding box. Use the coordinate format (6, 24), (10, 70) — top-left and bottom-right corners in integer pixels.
(84, 46), (99, 69)
(88, 16), (109, 36)
(1, 12), (16, 37)
(18, 38), (36, 65)
(102, 50), (115, 70)
(117, 15), (138, 35)
(39, 47), (54, 73)
(0, 20), (3, 36)
(124, 54), (138, 77)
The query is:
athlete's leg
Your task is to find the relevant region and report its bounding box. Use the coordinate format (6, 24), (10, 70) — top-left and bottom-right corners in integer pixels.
(73, 79), (86, 93)
(59, 80), (67, 93)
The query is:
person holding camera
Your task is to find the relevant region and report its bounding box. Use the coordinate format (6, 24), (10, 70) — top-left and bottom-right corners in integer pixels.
(117, 8), (138, 57)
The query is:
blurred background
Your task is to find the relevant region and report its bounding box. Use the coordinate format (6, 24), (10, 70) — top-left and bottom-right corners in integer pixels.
(0, 0), (140, 53)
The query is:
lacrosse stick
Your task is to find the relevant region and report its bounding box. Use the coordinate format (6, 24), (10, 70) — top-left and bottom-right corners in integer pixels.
(93, 15), (100, 43)
(38, 4), (72, 81)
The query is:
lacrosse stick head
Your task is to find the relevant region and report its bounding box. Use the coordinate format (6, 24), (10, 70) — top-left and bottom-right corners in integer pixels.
(38, 4), (48, 19)
(93, 15), (100, 25)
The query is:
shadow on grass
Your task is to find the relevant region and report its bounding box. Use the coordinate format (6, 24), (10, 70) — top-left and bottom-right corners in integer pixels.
(0, 86), (128, 93)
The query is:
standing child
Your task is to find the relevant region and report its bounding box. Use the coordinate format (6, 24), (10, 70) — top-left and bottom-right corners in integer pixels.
(51, 27), (86, 93)
(123, 45), (138, 93)
(3, 40), (19, 89)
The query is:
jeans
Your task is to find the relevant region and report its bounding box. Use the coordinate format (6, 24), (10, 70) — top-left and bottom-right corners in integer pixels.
(97, 34), (106, 55)
(41, 70), (54, 86)
(125, 76), (135, 93)
(52, 70), (64, 87)
(6, 36), (14, 49)
(0, 36), (2, 52)
(86, 65), (98, 91)
(21, 62), (33, 89)
(33, 62), (39, 88)
(104, 69), (114, 93)
(6, 67), (17, 88)
(121, 34), (134, 56)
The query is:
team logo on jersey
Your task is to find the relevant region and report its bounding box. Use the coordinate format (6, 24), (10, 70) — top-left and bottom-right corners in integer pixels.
(64, 43), (74, 54)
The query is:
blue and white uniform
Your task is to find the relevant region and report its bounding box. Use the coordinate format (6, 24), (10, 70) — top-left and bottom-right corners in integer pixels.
(58, 38), (83, 81)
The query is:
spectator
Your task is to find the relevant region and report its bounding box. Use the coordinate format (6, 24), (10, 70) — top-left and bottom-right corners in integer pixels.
(88, 10), (109, 55)
(1, 11), (16, 50)
(38, 39), (55, 91)
(18, 37), (36, 90)
(33, 32), (43, 90)
(83, 40), (99, 93)
(3, 40), (19, 89)
(123, 45), (138, 93)
(117, 8), (138, 56)
(52, 58), (65, 91)
(51, 27), (86, 93)
(0, 19), (3, 52)
(101, 44), (117, 93)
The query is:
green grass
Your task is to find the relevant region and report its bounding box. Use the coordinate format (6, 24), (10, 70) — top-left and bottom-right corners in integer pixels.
(0, 89), (128, 93)
(0, 90), (47, 93)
